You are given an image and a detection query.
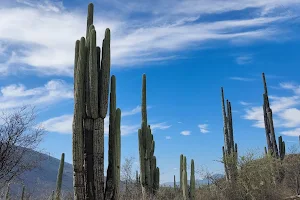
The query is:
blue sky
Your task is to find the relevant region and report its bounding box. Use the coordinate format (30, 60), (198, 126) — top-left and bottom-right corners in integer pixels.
(1, 0), (300, 183)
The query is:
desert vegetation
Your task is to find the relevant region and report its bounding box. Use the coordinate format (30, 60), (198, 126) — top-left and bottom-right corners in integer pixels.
(1, 2), (300, 200)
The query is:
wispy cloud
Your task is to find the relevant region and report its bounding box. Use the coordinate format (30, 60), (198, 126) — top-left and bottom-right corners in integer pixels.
(198, 124), (209, 133)
(240, 101), (252, 106)
(180, 130), (191, 136)
(151, 122), (172, 131)
(235, 55), (252, 65)
(0, 80), (73, 110)
(122, 105), (152, 117)
(166, 136), (171, 140)
(0, 0), (298, 75)
(243, 81), (300, 136)
(229, 77), (255, 82)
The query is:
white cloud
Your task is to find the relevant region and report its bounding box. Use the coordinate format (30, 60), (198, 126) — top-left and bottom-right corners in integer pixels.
(166, 136), (171, 140)
(151, 122), (172, 130)
(122, 105), (152, 117)
(0, 1), (298, 75)
(0, 80), (73, 110)
(281, 128), (300, 137)
(198, 124), (209, 133)
(243, 81), (300, 136)
(40, 111), (170, 136)
(229, 77), (255, 82)
(180, 130), (191, 136)
(40, 114), (72, 134)
(240, 101), (252, 106)
(236, 55), (252, 65)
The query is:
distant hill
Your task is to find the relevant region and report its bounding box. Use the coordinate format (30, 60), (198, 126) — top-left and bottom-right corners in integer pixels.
(3, 149), (73, 199)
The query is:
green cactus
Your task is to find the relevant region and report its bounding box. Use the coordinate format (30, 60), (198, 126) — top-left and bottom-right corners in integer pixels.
(174, 175), (176, 189)
(138, 74), (159, 199)
(262, 73), (280, 159)
(180, 155), (188, 200)
(180, 154), (183, 191)
(221, 88), (238, 182)
(5, 183), (10, 200)
(73, 3), (120, 200)
(278, 136), (285, 160)
(190, 159), (195, 200)
(55, 153), (65, 200)
(21, 185), (25, 200)
(105, 76), (121, 200)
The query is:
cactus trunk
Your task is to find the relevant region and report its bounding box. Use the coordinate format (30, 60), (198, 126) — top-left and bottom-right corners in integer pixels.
(55, 153), (65, 200)
(190, 159), (195, 200)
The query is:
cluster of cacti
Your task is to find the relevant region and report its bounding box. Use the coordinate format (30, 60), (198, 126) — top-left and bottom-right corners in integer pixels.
(72, 3), (121, 200)
(179, 155), (196, 199)
(54, 153), (65, 200)
(262, 73), (285, 160)
(180, 154), (188, 200)
(221, 88), (238, 182)
(138, 74), (160, 199)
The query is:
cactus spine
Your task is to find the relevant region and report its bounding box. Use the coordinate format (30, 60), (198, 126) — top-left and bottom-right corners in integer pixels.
(138, 74), (160, 199)
(180, 154), (188, 200)
(55, 153), (65, 200)
(190, 159), (195, 200)
(73, 3), (120, 200)
(221, 88), (238, 182)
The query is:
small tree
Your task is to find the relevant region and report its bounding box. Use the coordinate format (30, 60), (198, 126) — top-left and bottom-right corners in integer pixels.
(0, 106), (44, 188)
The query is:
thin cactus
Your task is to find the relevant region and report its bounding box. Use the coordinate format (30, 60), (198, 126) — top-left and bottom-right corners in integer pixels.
(55, 153), (65, 200)
(264, 146), (268, 156)
(174, 175), (176, 189)
(221, 88), (238, 182)
(182, 156), (188, 200)
(21, 185), (25, 200)
(278, 136), (285, 160)
(138, 74), (159, 199)
(180, 154), (183, 191)
(262, 73), (279, 159)
(190, 159), (195, 200)
(5, 183), (10, 200)
(73, 3), (120, 200)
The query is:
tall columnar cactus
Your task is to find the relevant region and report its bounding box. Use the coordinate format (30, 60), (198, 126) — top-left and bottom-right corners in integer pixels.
(21, 185), (25, 200)
(190, 159), (195, 200)
(138, 74), (160, 199)
(180, 154), (188, 200)
(72, 3), (120, 200)
(55, 153), (65, 200)
(221, 88), (238, 182)
(174, 175), (176, 189)
(182, 156), (188, 200)
(180, 154), (183, 191)
(105, 76), (121, 200)
(262, 73), (280, 159)
(278, 136), (285, 160)
(5, 183), (10, 200)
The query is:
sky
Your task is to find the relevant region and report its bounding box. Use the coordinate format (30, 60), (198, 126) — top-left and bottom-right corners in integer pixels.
(1, 0), (300, 183)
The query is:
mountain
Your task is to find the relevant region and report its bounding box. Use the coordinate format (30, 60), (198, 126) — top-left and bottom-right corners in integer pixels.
(3, 149), (73, 199)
